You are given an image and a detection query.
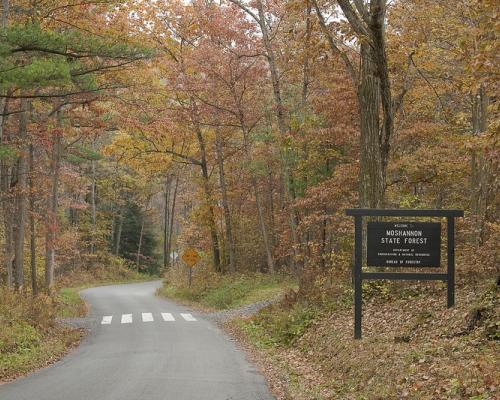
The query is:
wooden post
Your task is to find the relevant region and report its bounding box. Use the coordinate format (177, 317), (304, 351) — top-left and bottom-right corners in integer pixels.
(354, 215), (363, 339)
(447, 217), (455, 308)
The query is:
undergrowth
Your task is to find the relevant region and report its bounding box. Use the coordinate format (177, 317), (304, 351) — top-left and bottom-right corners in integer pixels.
(0, 288), (82, 381)
(158, 264), (296, 310)
(232, 271), (499, 400)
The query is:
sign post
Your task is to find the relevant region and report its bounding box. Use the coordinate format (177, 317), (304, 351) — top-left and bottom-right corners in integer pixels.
(345, 209), (463, 339)
(182, 248), (200, 287)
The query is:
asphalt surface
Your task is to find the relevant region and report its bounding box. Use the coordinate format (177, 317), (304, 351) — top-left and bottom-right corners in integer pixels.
(0, 281), (274, 400)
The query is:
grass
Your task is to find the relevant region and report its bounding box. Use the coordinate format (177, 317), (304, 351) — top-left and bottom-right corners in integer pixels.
(57, 288), (88, 318)
(0, 325), (83, 381)
(158, 273), (297, 310)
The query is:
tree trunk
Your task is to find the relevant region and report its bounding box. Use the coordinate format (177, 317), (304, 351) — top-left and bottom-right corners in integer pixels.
(0, 94), (14, 288)
(114, 207), (124, 255)
(13, 99), (29, 290)
(470, 85), (490, 245)
(45, 131), (61, 294)
(315, 0), (393, 208)
(168, 176), (179, 266)
(1, 0), (9, 28)
(302, 0), (312, 109)
(4, 201), (14, 288)
(233, 93), (275, 273)
(199, 148), (222, 272)
(191, 100), (221, 272)
(358, 42), (384, 208)
(255, 0), (299, 266)
(29, 143), (37, 295)
(163, 177), (171, 268)
(90, 140), (97, 255)
(215, 128), (236, 273)
(136, 217), (145, 271)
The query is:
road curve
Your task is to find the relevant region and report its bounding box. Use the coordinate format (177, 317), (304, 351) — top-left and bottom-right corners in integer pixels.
(0, 281), (274, 400)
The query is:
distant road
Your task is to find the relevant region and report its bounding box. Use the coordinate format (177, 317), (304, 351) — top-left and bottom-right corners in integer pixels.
(0, 281), (274, 400)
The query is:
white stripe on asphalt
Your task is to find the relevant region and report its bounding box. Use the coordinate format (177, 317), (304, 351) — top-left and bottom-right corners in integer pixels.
(101, 316), (112, 325)
(181, 313), (197, 321)
(161, 313), (175, 321)
(121, 314), (133, 324)
(142, 312), (154, 322)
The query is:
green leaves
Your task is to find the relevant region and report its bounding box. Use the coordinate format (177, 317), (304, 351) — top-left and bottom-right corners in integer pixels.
(0, 58), (71, 90)
(0, 22), (153, 92)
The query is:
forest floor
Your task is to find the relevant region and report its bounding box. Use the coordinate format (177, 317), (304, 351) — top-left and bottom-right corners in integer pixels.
(226, 276), (499, 400)
(0, 267), (153, 383)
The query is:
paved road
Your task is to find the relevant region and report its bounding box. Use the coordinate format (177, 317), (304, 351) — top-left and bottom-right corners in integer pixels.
(0, 281), (274, 400)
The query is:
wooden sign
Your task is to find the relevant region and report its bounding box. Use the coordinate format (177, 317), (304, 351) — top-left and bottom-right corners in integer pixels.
(367, 221), (441, 267)
(182, 248), (200, 268)
(345, 208), (463, 339)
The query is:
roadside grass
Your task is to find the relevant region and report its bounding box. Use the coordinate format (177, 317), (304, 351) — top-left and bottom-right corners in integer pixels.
(57, 288), (88, 318)
(0, 324), (83, 381)
(0, 288), (83, 382)
(230, 278), (499, 399)
(158, 271), (297, 310)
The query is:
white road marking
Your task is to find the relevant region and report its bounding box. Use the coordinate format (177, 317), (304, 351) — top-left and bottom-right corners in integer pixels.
(142, 312), (154, 322)
(121, 314), (133, 324)
(101, 316), (112, 325)
(161, 313), (175, 321)
(181, 313), (197, 321)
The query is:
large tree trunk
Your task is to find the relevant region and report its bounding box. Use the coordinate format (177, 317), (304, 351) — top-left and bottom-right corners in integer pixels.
(358, 42), (384, 208)
(215, 128), (236, 273)
(13, 99), (29, 290)
(314, 0), (393, 208)
(45, 132), (61, 294)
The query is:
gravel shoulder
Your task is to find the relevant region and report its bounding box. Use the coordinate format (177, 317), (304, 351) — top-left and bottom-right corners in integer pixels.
(204, 296), (281, 323)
